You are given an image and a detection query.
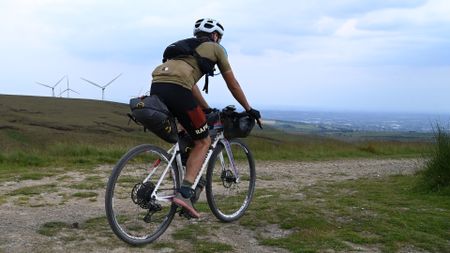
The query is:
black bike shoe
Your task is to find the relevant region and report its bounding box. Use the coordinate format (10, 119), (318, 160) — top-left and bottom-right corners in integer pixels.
(172, 192), (200, 218)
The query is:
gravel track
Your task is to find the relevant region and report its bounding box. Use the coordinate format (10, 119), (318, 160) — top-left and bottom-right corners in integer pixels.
(0, 158), (423, 253)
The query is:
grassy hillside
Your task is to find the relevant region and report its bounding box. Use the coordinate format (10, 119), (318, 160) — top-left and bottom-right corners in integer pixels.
(0, 95), (166, 181)
(0, 94), (164, 149)
(0, 94), (431, 181)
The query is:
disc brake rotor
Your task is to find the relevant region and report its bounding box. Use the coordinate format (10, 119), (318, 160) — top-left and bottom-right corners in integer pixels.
(221, 169), (236, 188)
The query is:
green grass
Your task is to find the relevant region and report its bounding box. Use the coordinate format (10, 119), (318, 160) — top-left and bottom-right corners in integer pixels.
(38, 221), (70, 236)
(0, 95), (433, 183)
(172, 224), (208, 240)
(36, 216), (113, 245)
(0, 142), (145, 182)
(247, 131), (430, 161)
(172, 224), (233, 253)
(151, 242), (176, 251)
(8, 184), (58, 196)
(1, 135), (429, 182)
(36, 216), (233, 252)
(240, 175), (450, 253)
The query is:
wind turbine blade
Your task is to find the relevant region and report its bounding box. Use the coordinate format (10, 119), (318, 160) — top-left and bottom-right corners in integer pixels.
(59, 89), (68, 96)
(80, 77), (103, 89)
(36, 82), (52, 88)
(54, 75), (66, 87)
(68, 89), (80, 95)
(104, 73), (122, 87)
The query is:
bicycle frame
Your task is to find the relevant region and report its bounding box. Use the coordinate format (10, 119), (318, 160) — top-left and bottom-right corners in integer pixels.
(147, 131), (240, 202)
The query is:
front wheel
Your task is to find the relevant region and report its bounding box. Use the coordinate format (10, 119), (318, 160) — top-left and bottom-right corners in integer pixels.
(206, 139), (256, 222)
(105, 144), (179, 245)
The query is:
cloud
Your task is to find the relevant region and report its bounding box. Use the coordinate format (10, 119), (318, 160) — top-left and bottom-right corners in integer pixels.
(1, 0), (449, 112)
(3, 0), (446, 66)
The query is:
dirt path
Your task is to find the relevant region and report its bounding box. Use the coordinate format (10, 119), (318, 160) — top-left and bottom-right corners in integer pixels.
(0, 158), (423, 253)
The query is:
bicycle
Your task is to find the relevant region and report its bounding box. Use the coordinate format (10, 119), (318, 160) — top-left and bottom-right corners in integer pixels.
(105, 106), (256, 245)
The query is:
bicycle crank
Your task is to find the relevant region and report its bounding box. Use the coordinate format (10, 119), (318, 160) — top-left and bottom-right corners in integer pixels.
(178, 208), (194, 220)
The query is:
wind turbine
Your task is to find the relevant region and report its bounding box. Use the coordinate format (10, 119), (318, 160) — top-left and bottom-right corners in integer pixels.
(80, 73), (122, 100)
(59, 75), (80, 98)
(35, 75), (66, 97)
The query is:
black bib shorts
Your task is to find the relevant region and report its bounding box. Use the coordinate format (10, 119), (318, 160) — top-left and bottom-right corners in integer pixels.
(150, 83), (209, 140)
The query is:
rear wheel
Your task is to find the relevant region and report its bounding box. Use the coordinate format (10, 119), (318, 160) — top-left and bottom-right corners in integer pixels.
(105, 144), (179, 245)
(206, 139), (256, 222)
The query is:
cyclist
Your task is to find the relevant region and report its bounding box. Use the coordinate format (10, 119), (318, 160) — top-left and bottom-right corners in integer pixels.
(150, 18), (262, 218)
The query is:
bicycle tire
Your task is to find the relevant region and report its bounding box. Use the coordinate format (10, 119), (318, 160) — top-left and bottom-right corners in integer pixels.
(105, 144), (179, 245)
(206, 138), (256, 222)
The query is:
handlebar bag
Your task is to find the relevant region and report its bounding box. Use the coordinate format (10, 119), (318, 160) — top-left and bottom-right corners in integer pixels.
(222, 110), (255, 139)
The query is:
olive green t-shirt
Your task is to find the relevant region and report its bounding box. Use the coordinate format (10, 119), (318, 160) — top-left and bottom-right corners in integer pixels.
(151, 41), (231, 90)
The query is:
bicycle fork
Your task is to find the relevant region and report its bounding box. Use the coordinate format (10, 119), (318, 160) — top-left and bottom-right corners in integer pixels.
(219, 138), (240, 183)
(185, 136), (239, 191)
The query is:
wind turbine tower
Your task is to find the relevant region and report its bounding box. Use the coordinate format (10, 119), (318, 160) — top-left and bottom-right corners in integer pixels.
(80, 73), (122, 100)
(35, 75), (66, 97)
(59, 75), (80, 98)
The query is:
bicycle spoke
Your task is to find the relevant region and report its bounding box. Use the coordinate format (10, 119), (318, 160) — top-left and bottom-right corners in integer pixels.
(105, 145), (179, 245)
(206, 139), (255, 222)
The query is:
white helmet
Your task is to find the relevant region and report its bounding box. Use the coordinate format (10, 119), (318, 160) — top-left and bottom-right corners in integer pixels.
(193, 18), (224, 37)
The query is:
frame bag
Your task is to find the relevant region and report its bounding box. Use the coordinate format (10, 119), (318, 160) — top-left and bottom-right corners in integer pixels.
(129, 95), (177, 143)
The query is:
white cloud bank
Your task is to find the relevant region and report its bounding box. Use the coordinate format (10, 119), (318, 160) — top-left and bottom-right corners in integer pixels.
(0, 0), (449, 113)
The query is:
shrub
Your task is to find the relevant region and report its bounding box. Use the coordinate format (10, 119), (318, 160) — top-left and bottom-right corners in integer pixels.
(419, 125), (450, 194)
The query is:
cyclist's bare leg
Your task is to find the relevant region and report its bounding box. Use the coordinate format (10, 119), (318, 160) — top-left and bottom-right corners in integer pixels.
(185, 136), (211, 183)
(173, 135), (210, 218)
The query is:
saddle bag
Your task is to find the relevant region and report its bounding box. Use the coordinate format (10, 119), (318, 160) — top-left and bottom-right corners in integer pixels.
(129, 95), (177, 143)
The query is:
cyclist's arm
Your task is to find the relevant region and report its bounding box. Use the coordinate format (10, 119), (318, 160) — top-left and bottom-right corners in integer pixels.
(222, 70), (251, 111)
(192, 84), (210, 109)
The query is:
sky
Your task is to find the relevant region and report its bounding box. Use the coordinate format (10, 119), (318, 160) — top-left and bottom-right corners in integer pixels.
(0, 0), (449, 113)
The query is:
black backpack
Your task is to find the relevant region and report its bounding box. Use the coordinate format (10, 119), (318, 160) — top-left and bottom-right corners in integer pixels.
(162, 38), (216, 93)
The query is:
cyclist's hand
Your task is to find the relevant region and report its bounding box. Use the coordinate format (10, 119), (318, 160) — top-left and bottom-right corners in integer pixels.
(247, 108), (263, 129)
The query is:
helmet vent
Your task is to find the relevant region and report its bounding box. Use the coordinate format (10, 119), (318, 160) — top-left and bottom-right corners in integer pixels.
(193, 18), (224, 36)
